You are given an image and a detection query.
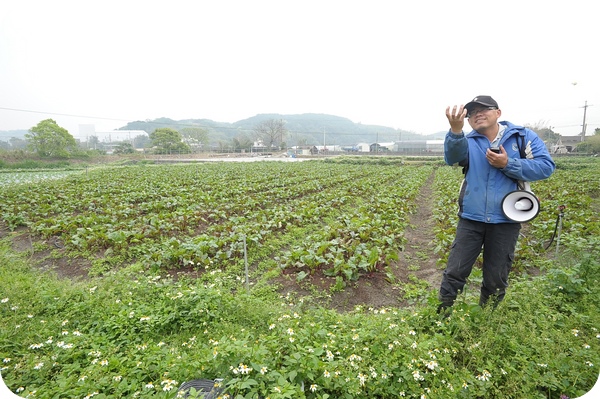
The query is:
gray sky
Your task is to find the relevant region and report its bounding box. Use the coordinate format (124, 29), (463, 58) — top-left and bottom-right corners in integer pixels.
(1, 0), (598, 139)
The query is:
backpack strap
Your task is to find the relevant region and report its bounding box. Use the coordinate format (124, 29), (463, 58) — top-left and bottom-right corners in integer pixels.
(518, 134), (526, 159)
(459, 158), (469, 175)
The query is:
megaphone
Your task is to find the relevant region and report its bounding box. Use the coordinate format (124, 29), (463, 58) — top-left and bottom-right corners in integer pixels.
(501, 181), (540, 223)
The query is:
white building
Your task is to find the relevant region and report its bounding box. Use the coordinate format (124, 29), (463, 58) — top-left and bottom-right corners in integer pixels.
(79, 124), (147, 143)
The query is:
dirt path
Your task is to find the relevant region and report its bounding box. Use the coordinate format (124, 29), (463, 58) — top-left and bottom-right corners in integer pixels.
(394, 170), (442, 292)
(304, 170), (442, 311)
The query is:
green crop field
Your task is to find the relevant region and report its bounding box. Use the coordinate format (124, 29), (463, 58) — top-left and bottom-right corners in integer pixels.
(1, 156), (598, 398)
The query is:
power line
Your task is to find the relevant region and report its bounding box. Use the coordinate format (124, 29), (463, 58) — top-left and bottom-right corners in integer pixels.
(0, 106), (130, 122)
(0, 106), (415, 136)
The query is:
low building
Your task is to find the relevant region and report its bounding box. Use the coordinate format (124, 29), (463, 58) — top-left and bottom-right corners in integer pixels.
(554, 135), (584, 153)
(395, 140), (444, 154)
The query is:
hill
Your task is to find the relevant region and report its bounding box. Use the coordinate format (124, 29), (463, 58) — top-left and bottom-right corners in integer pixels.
(0, 129), (28, 141)
(120, 114), (446, 146)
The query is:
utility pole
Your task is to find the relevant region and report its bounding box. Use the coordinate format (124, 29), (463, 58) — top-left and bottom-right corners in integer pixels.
(580, 100), (592, 142)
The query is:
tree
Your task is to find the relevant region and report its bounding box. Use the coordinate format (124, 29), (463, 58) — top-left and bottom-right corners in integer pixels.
(9, 137), (27, 150)
(253, 119), (288, 151)
(149, 128), (191, 154)
(133, 134), (151, 150)
(576, 135), (600, 154)
(525, 122), (560, 145)
(87, 135), (100, 150)
(232, 132), (254, 153)
(113, 142), (135, 154)
(180, 127), (209, 153)
(26, 119), (77, 157)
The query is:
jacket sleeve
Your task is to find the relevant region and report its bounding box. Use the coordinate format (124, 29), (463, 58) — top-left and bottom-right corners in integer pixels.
(501, 129), (556, 182)
(444, 131), (469, 166)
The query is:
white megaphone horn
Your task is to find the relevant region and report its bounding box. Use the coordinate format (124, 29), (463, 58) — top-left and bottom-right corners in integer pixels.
(501, 181), (540, 223)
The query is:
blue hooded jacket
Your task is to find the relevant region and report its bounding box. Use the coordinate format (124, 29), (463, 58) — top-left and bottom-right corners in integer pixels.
(444, 121), (556, 224)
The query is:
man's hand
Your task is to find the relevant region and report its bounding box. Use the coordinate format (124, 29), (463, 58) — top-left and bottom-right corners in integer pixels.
(486, 145), (508, 168)
(446, 105), (466, 134)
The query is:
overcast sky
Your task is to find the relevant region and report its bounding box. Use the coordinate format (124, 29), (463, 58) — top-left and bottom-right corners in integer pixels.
(1, 0), (598, 139)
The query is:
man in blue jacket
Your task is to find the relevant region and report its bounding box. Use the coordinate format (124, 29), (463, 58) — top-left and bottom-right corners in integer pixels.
(438, 95), (555, 311)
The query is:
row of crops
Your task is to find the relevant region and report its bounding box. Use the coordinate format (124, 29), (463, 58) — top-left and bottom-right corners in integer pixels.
(1, 157), (599, 284)
(0, 161), (434, 281)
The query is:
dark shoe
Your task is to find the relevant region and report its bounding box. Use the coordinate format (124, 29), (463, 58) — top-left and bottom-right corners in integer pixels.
(437, 302), (453, 317)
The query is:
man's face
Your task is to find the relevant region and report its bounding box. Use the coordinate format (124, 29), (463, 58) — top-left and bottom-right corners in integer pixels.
(467, 106), (501, 131)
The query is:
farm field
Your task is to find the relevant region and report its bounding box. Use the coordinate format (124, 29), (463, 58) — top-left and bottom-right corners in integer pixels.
(0, 156), (599, 398)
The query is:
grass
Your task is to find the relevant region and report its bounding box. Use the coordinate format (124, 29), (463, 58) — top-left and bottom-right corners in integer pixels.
(1, 239), (598, 399)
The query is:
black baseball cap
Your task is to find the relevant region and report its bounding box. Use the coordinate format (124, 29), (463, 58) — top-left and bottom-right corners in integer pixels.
(465, 95), (499, 113)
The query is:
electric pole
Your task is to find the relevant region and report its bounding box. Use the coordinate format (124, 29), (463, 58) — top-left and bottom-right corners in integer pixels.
(580, 100), (592, 142)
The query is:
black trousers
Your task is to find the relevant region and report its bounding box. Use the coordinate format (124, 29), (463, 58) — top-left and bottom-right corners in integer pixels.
(439, 217), (521, 307)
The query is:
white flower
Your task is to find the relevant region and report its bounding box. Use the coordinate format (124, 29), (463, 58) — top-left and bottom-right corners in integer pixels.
(326, 350), (334, 361)
(1, 298), (8, 303)
(33, 362), (44, 370)
(412, 370), (424, 381)
(145, 383), (154, 389)
(310, 384), (317, 392)
(426, 360), (438, 370)
(476, 370), (492, 381)
(161, 379), (177, 391)
(358, 373), (367, 386)
(239, 364), (252, 374)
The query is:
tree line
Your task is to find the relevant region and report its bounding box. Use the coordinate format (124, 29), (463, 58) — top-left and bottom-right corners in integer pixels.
(3, 118), (599, 159)
(2, 118), (290, 158)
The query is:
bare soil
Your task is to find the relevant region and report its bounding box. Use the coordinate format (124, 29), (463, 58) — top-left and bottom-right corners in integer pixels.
(1, 171), (442, 312)
(275, 171), (441, 311)
(1, 228), (91, 281)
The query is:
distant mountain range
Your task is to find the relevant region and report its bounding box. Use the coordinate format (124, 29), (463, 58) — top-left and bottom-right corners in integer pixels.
(1, 114), (446, 146)
(0, 129), (28, 141)
(120, 113), (445, 146)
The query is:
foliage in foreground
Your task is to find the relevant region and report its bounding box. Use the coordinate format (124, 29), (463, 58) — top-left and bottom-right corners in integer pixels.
(0, 240), (598, 399)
